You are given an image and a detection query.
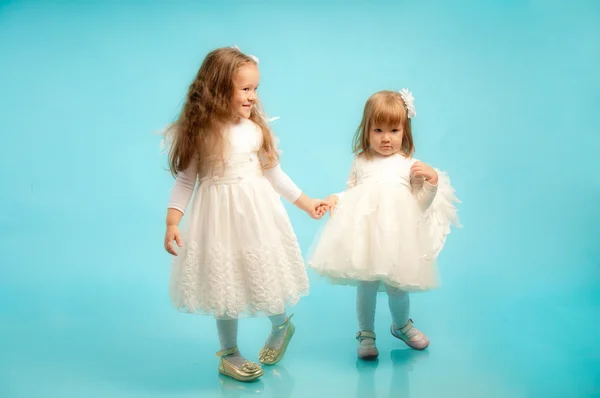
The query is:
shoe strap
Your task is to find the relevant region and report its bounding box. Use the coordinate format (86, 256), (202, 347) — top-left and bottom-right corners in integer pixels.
(392, 319), (413, 335)
(398, 319), (414, 334)
(356, 330), (376, 341)
(273, 313), (294, 331)
(216, 346), (239, 357)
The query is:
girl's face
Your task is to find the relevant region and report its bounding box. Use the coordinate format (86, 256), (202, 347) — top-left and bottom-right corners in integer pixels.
(231, 63), (260, 120)
(369, 123), (404, 156)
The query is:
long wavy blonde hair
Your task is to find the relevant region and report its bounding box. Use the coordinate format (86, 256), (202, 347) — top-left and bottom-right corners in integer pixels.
(352, 90), (415, 158)
(166, 47), (279, 176)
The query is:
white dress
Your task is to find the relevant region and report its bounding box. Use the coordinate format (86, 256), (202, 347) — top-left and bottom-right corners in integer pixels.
(167, 119), (309, 319)
(308, 153), (460, 292)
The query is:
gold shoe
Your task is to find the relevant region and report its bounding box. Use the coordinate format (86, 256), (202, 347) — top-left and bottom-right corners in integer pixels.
(216, 346), (263, 382)
(258, 314), (295, 365)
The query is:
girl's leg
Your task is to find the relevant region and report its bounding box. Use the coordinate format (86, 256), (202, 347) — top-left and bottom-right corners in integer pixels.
(357, 281), (380, 332)
(356, 281), (380, 358)
(264, 313), (290, 349)
(385, 284), (430, 350)
(216, 318), (238, 351)
(385, 284), (410, 328)
(216, 319), (255, 367)
(258, 312), (295, 365)
(216, 318), (263, 381)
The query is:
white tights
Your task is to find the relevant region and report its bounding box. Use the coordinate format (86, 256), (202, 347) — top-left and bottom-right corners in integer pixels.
(357, 281), (410, 333)
(216, 313), (289, 364)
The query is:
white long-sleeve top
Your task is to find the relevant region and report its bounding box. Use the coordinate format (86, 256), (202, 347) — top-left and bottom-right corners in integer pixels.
(168, 119), (302, 214)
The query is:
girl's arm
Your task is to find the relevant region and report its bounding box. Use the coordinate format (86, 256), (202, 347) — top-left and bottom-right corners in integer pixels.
(410, 161), (439, 211)
(262, 163), (327, 219)
(167, 158), (199, 218)
(164, 160), (198, 256)
(413, 180), (438, 211)
(262, 163), (302, 203)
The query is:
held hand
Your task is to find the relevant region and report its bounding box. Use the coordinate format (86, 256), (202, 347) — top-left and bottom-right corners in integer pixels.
(323, 195), (339, 216)
(164, 225), (182, 256)
(307, 198), (329, 220)
(314, 199), (331, 219)
(315, 204), (329, 218)
(411, 161), (438, 185)
(313, 195), (338, 218)
(294, 194), (331, 220)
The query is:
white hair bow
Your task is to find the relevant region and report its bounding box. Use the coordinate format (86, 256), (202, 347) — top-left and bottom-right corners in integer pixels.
(232, 45), (259, 64)
(398, 88), (416, 118)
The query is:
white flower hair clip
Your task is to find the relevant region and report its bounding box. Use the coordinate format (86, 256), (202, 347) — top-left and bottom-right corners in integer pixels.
(232, 44), (259, 64)
(398, 88), (416, 118)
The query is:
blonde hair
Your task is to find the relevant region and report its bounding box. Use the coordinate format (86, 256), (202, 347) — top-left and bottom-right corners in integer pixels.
(166, 47), (278, 176)
(352, 90), (415, 158)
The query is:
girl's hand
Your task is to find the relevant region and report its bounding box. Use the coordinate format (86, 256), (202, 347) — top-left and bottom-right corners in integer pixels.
(306, 198), (329, 220)
(313, 195), (338, 217)
(315, 203), (329, 218)
(164, 225), (182, 256)
(293, 194), (330, 219)
(411, 161), (438, 185)
(324, 195), (339, 215)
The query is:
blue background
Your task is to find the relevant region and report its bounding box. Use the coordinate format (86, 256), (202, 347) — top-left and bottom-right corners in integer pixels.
(1, 1), (599, 397)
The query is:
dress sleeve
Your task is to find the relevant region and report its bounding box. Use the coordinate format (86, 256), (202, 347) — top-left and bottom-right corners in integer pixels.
(412, 179), (439, 211)
(258, 126), (303, 203)
(262, 163), (303, 203)
(408, 158), (437, 211)
(167, 159), (198, 214)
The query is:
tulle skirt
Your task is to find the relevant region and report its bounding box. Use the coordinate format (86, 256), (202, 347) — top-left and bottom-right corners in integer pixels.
(308, 182), (440, 292)
(170, 165), (309, 319)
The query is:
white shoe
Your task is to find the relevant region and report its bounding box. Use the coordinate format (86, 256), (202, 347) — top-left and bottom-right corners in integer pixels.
(356, 330), (379, 360)
(390, 319), (430, 350)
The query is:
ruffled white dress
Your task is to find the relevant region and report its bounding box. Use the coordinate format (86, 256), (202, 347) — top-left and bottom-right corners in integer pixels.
(167, 119), (309, 319)
(308, 153), (460, 292)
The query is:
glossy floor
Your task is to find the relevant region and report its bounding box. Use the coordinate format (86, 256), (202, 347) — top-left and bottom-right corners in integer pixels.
(1, 0), (599, 397)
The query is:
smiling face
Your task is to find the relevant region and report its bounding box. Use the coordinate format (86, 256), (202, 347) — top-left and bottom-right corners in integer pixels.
(231, 63), (260, 120)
